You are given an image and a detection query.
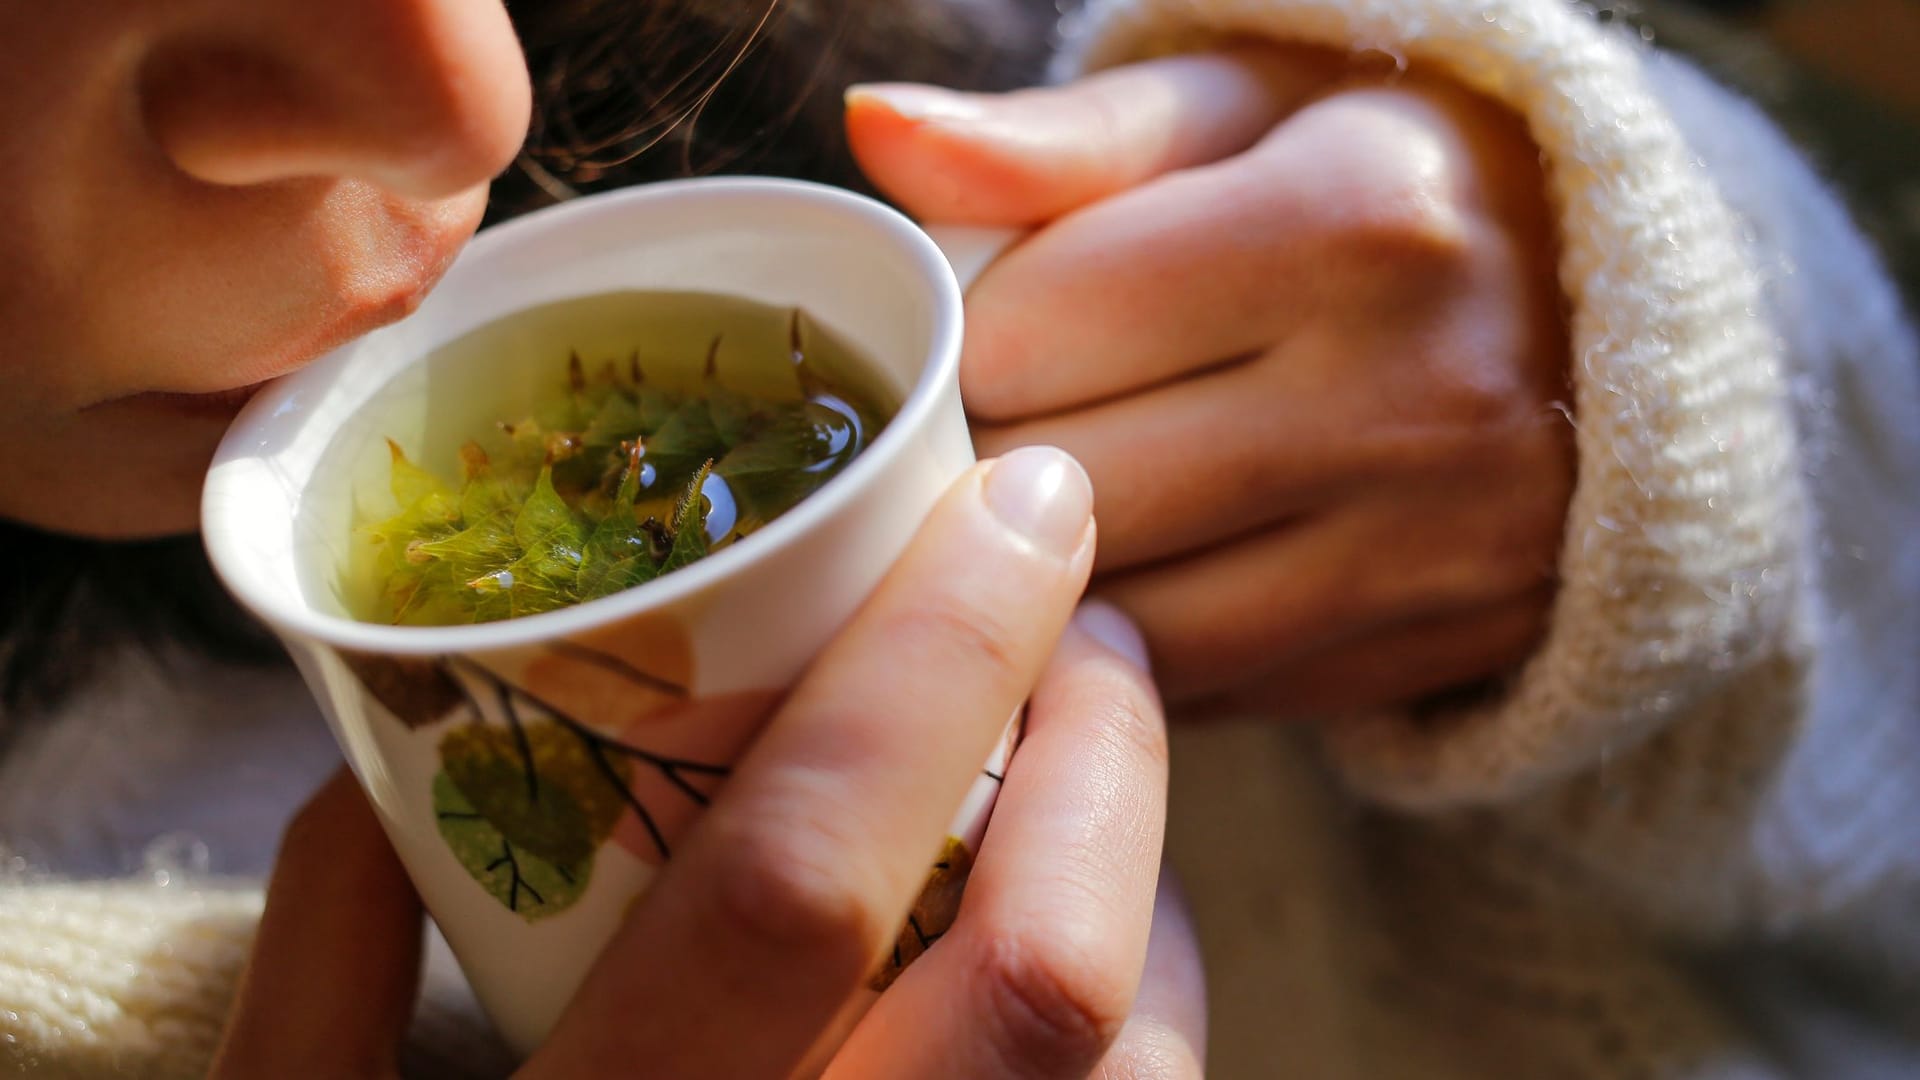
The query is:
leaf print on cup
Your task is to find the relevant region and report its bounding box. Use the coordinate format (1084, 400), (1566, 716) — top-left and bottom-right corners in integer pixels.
(871, 836), (974, 991)
(438, 721), (631, 867)
(502, 619), (694, 737)
(434, 771), (592, 920)
(409, 609), (987, 950)
(418, 611), (780, 919)
(602, 688), (779, 865)
(340, 651), (466, 729)
(508, 623), (777, 867)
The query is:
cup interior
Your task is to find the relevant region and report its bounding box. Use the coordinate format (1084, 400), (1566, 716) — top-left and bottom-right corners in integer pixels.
(203, 179), (959, 653)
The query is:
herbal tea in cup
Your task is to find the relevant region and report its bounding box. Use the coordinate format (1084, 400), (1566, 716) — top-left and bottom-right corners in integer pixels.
(340, 291), (895, 626)
(203, 178), (1013, 1054)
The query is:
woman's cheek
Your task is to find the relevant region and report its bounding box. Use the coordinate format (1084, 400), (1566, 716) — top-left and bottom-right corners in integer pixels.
(85, 178), (489, 402)
(0, 181), (489, 538)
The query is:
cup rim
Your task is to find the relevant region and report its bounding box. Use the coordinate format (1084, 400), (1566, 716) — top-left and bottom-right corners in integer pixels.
(202, 177), (963, 656)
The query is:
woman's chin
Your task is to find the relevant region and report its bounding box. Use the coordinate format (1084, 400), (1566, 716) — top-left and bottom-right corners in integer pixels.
(0, 402), (233, 539)
(113, 382), (268, 422)
(17, 482), (206, 539)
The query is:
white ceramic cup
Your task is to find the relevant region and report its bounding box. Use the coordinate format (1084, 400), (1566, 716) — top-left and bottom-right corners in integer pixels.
(202, 178), (1015, 1053)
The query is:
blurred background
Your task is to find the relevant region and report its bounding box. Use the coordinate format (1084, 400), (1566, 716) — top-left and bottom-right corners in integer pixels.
(1645, 0), (1920, 303)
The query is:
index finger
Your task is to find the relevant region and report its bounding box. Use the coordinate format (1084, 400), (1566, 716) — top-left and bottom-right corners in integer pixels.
(527, 447), (1096, 1078)
(212, 769), (424, 1079)
(848, 45), (1341, 227)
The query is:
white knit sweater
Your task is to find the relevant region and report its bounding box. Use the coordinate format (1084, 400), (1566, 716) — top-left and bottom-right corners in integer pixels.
(5, 1), (1918, 1076)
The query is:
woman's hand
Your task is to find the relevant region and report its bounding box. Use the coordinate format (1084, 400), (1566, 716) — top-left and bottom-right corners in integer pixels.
(849, 46), (1575, 716)
(212, 448), (1205, 1079)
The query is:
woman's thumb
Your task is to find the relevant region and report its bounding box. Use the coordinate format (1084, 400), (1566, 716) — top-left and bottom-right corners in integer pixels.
(846, 45), (1341, 227)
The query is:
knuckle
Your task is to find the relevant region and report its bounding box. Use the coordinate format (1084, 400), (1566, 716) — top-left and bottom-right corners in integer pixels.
(973, 928), (1132, 1073)
(1428, 345), (1535, 429)
(1339, 182), (1475, 280)
(1295, 110), (1477, 295)
(889, 598), (1027, 689)
(1373, 312), (1545, 433)
(705, 812), (883, 973)
(958, 313), (1034, 422)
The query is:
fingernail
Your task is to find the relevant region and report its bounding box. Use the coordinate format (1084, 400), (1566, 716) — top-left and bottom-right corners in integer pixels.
(1074, 601), (1151, 671)
(846, 83), (986, 124)
(983, 446), (1092, 558)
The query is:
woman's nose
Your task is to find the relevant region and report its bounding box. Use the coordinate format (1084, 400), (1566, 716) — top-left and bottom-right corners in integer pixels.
(138, 0), (531, 200)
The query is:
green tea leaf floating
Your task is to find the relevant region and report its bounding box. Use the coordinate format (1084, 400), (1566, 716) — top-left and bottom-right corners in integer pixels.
(386, 438), (454, 512)
(582, 392), (645, 449)
(434, 771), (590, 921)
(505, 466), (586, 610)
(705, 387), (764, 450)
(514, 466), (578, 551)
(362, 442), (458, 547)
(644, 399), (719, 470)
(577, 445), (661, 599)
(457, 443), (520, 521)
(346, 297), (895, 626)
(416, 510), (517, 582)
(662, 460), (714, 574)
(633, 385), (679, 434)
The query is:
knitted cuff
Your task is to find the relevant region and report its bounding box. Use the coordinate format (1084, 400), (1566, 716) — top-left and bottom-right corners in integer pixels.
(0, 880), (260, 1079)
(1056, 0), (1809, 808)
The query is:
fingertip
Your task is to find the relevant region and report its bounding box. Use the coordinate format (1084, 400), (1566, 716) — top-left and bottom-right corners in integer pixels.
(216, 769), (423, 1077)
(1072, 601), (1151, 672)
(845, 84), (1067, 227)
(845, 84), (967, 221)
(980, 445), (1096, 562)
(278, 766), (397, 868)
(846, 83), (986, 125)
(956, 313), (1043, 424)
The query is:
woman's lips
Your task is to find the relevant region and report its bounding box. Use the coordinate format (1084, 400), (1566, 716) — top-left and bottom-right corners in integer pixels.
(117, 381), (272, 419)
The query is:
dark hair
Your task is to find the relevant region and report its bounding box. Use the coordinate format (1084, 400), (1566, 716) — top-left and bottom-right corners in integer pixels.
(490, 0), (1051, 222)
(0, 525), (281, 724)
(0, 0), (1055, 741)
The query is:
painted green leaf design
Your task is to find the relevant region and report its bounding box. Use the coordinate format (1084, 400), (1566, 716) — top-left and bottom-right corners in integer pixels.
(438, 721), (629, 866)
(444, 750), (596, 866)
(434, 771), (589, 921)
